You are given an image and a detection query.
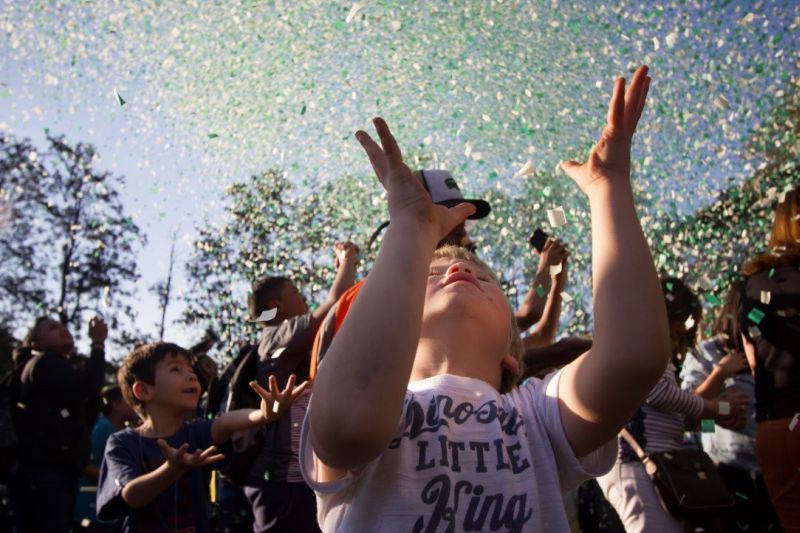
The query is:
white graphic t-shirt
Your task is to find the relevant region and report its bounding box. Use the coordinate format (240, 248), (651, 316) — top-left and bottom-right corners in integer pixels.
(300, 370), (616, 532)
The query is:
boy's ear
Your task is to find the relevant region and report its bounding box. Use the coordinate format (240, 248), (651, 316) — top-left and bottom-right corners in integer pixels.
(131, 381), (153, 403)
(501, 354), (520, 375)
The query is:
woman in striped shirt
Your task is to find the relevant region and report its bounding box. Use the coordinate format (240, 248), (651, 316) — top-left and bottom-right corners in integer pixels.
(597, 278), (750, 532)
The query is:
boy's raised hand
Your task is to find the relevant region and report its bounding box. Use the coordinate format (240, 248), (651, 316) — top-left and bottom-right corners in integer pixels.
(356, 117), (475, 243)
(561, 66), (651, 196)
(250, 374), (309, 424)
(157, 440), (225, 473)
(334, 241), (359, 269)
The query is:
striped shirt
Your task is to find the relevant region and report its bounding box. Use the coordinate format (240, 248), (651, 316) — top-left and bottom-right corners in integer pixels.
(620, 362), (704, 462)
(286, 390), (311, 483)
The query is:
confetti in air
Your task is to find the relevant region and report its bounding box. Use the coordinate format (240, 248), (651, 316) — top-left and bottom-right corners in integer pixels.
(0, 1), (796, 344)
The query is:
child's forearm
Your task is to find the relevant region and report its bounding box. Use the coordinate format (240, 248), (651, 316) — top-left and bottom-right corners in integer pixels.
(121, 461), (184, 509)
(529, 285), (562, 345)
(515, 270), (549, 330)
(693, 366), (728, 399)
(588, 182), (669, 376)
(211, 409), (265, 446)
(310, 219), (437, 469)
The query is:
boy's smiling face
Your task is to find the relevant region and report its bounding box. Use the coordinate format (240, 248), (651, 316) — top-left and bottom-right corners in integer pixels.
(138, 352), (202, 414)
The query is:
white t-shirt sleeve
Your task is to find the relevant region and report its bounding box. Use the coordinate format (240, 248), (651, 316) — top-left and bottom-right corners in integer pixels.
(525, 369), (617, 491)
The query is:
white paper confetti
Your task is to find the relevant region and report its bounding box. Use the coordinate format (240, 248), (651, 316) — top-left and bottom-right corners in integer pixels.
(345, 3), (364, 24)
(760, 290), (771, 305)
(60, 408), (70, 418)
(515, 160), (536, 177)
(713, 95), (730, 110)
(550, 262), (562, 276)
(718, 401), (730, 416)
(272, 401), (280, 414)
(546, 207), (566, 228)
(684, 315), (695, 330)
(254, 308), (277, 322)
(790, 413), (799, 431)
(561, 292), (572, 302)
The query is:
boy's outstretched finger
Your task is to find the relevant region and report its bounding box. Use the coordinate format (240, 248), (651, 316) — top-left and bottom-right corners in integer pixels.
(355, 130), (388, 187)
(372, 117), (401, 161)
(249, 380), (273, 402)
(606, 77), (625, 137)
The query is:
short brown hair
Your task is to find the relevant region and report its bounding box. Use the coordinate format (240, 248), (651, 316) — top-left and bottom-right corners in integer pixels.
(431, 245), (524, 392)
(118, 342), (190, 418)
(247, 276), (290, 319)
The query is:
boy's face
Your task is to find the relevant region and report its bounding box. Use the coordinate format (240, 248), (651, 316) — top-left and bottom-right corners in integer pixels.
(138, 353), (201, 414)
(423, 257), (511, 353)
(276, 281), (309, 318)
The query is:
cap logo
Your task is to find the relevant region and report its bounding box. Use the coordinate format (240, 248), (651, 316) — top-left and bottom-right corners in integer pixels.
(444, 177), (460, 191)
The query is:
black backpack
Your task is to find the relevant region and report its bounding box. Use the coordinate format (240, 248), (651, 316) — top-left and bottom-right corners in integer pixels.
(205, 344), (264, 485)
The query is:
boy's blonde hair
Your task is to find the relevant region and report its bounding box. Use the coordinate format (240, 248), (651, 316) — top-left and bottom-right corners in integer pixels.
(432, 245), (524, 392)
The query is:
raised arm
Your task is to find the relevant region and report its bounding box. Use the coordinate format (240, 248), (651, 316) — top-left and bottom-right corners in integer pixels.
(515, 239), (567, 330)
(311, 242), (359, 327)
(309, 118), (475, 470)
(523, 256), (569, 348)
(557, 66), (671, 457)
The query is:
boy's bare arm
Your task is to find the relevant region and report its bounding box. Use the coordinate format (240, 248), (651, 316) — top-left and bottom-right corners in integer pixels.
(211, 375), (308, 446)
(309, 118), (475, 470)
(311, 242), (359, 326)
(516, 239), (567, 330)
(557, 66), (671, 458)
(121, 441), (223, 509)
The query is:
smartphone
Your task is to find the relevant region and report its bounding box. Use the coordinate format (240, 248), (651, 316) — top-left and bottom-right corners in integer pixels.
(529, 228), (549, 253)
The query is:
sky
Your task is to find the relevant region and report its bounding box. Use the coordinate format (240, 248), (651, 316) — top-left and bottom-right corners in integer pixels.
(1, 0), (798, 359)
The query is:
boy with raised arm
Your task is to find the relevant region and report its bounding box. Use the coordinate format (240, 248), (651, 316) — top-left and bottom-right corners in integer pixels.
(302, 66), (669, 531)
(96, 342), (307, 532)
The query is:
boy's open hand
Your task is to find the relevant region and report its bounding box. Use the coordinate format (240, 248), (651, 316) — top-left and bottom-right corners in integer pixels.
(157, 440), (225, 473)
(250, 374), (309, 424)
(356, 117), (475, 242)
(561, 66), (651, 196)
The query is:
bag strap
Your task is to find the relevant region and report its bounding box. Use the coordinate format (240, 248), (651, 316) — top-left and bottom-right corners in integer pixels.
(619, 428), (656, 477)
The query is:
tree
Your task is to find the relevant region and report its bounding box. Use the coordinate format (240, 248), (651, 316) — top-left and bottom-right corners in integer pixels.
(150, 230), (179, 340)
(183, 169), (383, 357)
(0, 133), (145, 346)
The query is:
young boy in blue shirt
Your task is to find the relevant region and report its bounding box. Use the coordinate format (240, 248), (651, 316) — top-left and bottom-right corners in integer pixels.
(97, 342), (306, 532)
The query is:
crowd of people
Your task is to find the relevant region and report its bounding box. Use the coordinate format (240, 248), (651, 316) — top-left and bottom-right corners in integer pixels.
(0, 65), (797, 533)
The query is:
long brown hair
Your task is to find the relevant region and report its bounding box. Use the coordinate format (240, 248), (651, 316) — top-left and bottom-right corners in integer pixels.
(662, 277), (702, 364)
(743, 186), (800, 276)
(712, 280), (744, 353)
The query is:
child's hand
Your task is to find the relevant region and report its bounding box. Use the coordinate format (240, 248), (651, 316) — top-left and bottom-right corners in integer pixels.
(561, 66), (651, 196)
(537, 238), (568, 274)
(356, 117), (475, 243)
(334, 241), (360, 269)
(157, 440), (225, 473)
(88, 316), (108, 344)
(250, 374), (310, 424)
(554, 257), (569, 293)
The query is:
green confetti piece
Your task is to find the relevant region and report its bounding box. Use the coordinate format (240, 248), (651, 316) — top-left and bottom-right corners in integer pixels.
(665, 281), (674, 292)
(300, 104), (306, 115)
(768, 268), (775, 278)
(701, 419), (715, 433)
(705, 293), (721, 306)
(208, 133), (219, 139)
(263, 471), (270, 481)
(535, 285), (546, 297)
(735, 491), (749, 500)
(747, 307), (765, 324)
(113, 87), (125, 106)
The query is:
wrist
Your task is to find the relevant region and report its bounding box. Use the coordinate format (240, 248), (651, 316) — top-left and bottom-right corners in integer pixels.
(385, 217), (439, 248)
(586, 178), (634, 204)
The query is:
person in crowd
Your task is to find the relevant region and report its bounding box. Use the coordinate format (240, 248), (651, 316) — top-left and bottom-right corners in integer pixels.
(738, 185), (800, 531)
(681, 281), (782, 532)
(74, 385), (139, 531)
(10, 315), (108, 532)
(242, 241), (359, 533)
(96, 342), (307, 532)
(303, 65), (671, 530)
(597, 277), (750, 532)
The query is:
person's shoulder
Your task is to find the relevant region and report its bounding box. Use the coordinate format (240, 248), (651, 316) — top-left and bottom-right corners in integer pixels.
(104, 427), (138, 453)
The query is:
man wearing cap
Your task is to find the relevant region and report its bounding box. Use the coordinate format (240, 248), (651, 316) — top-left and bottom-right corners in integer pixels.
(310, 169), (565, 378)
(239, 241), (359, 533)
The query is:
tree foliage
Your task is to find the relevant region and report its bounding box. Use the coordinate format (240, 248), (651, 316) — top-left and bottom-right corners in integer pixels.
(183, 169), (383, 356)
(0, 133), (145, 346)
